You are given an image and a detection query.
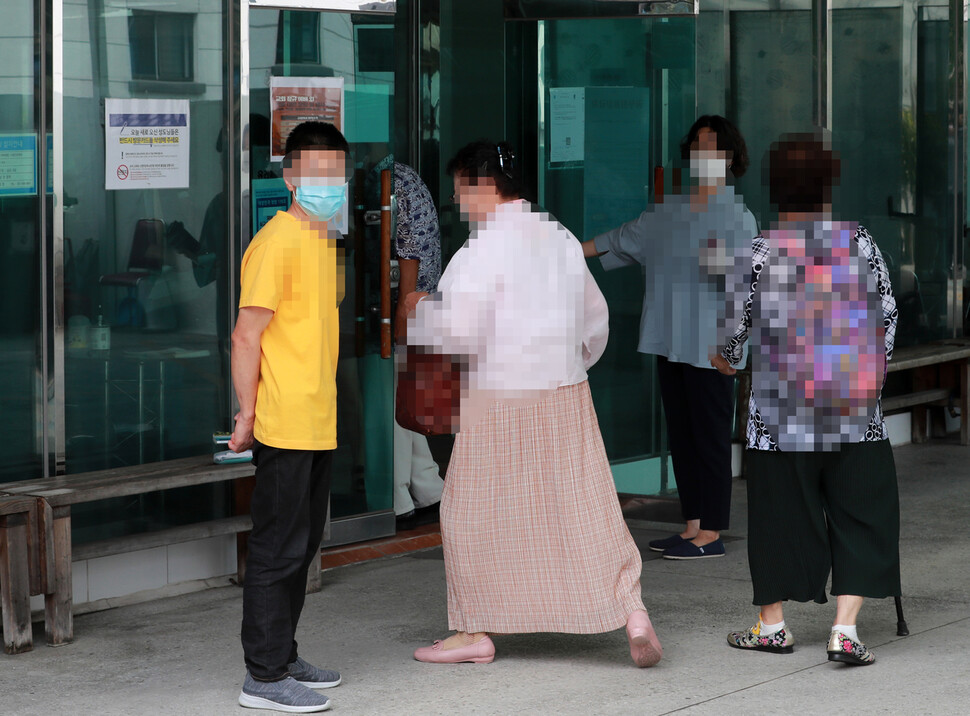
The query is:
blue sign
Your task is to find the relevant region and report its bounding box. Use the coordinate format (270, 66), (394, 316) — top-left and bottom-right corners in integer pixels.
(0, 134), (37, 197)
(252, 178), (291, 234)
(47, 134), (53, 194)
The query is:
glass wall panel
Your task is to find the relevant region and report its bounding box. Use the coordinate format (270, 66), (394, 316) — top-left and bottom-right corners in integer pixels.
(829, 4), (941, 347)
(533, 16), (697, 493)
(724, 0), (962, 346)
(62, 0), (231, 541)
(248, 8), (395, 520)
(729, 2), (813, 227)
(0, 2), (45, 482)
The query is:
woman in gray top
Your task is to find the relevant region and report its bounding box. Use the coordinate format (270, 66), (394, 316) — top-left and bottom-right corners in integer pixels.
(583, 115), (757, 561)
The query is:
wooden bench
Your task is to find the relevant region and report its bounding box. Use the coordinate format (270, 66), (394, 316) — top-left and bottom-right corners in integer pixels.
(882, 339), (970, 445)
(0, 456), (261, 655)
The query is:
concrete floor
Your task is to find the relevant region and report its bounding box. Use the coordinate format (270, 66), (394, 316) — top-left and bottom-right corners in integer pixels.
(2, 440), (968, 715)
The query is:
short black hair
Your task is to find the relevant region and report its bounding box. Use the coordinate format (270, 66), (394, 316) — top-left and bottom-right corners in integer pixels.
(283, 121), (350, 167)
(767, 133), (840, 213)
(446, 140), (522, 199)
(679, 115), (749, 178)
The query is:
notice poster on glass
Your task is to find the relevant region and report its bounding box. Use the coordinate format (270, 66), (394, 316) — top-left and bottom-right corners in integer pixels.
(252, 178), (291, 234)
(0, 134), (37, 197)
(270, 77), (345, 162)
(549, 88), (585, 164)
(104, 98), (190, 190)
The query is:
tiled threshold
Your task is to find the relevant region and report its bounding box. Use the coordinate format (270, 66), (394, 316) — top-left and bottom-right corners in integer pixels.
(320, 522), (441, 570)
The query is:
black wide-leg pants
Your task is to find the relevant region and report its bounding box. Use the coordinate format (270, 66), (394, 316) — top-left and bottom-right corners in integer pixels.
(745, 440), (901, 605)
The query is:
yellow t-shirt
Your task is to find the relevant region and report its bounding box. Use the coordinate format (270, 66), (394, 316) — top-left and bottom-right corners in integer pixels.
(239, 211), (343, 450)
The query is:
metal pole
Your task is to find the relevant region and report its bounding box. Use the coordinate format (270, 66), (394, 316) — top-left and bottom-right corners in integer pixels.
(949, 0), (967, 336)
(812, 0), (831, 130)
(159, 361), (165, 460)
(138, 362), (145, 465)
(232, 0), (250, 423)
(409, 0), (421, 166)
(52, 0), (65, 476)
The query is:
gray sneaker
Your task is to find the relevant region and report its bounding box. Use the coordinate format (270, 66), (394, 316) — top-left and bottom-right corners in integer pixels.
(238, 674), (331, 713)
(287, 657), (342, 689)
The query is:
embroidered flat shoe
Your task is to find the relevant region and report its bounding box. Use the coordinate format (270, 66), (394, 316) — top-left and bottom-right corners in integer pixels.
(414, 636), (495, 664)
(626, 610), (663, 667)
(727, 623), (795, 654)
(648, 534), (687, 552)
(827, 631), (875, 665)
(663, 538), (725, 560)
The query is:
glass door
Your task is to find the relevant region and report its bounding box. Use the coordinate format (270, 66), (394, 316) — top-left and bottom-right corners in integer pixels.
(515, 13), (698, 497)
(246, 1), (397, 545)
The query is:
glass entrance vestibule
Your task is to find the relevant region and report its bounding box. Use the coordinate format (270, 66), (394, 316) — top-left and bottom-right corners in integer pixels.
(3, 0), (968, 565)
(417, 0), (970, 495)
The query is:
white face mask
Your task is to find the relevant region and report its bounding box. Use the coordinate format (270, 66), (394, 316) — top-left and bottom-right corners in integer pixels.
(690, 153), (730, 185)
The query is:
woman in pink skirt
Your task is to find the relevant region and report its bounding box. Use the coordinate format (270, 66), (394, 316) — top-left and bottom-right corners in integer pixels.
(403, 140), (661, 667)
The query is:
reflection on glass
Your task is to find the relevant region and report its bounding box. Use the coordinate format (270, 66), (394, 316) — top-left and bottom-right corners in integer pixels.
(62, 0), (231, 541)
(0, 4), (43, 482)
(730, 2), (959, 347)
(534, 17), (697, 493)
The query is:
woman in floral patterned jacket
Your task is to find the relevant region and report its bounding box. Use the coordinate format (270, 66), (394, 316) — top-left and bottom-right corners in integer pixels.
(712, 133), (901, 666)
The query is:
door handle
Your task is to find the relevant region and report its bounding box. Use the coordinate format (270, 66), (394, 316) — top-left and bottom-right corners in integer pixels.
(353, 168), (366, 358)
(380, 168), (392, 359)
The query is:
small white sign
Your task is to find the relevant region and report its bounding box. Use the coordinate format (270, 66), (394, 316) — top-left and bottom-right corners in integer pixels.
(549, 88), (585, 164)
(105, 98), (190, 190)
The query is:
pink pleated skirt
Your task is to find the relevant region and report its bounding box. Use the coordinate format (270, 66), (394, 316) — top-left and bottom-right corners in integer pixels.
(441, 380), (646, 634)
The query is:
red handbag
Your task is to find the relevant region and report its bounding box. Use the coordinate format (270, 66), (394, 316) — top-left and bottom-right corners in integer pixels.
(395, 346), (466, 436)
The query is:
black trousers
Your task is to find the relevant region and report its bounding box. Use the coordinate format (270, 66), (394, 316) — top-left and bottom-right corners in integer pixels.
(241, 441), (333, 681)
(745, 440), (901, 606)
(656, 356), (735, 531)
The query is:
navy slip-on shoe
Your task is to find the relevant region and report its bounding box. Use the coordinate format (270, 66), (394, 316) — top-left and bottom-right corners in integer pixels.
(662, 538), (726, 560)
(647, 534), (687, 552)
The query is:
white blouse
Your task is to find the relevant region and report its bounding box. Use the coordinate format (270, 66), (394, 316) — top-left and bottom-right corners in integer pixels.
(407, 199), (608, 405)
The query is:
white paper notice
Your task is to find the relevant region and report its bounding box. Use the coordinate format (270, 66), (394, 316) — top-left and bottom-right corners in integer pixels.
(105, 98), (190, 190)
(549, 88), (585, 163)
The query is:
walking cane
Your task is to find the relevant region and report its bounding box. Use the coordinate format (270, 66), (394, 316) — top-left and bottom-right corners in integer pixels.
(894, 596), (909, 636)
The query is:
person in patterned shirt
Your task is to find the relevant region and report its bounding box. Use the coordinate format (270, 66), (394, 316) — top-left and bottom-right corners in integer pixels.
(713, 133), (901, 667)
(383, 159), (445, 524)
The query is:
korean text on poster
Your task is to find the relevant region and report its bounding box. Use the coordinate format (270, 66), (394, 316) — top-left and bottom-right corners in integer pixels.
(0, 134), (37, 197)
(252, 178), (291, 235)
(549, 88), (585, 164)
(105, 98), (190, 190)
(270, 77), (344, 162)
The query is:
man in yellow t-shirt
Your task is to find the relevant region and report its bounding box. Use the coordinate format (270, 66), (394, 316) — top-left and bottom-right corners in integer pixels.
(229, 121), (348, 714)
